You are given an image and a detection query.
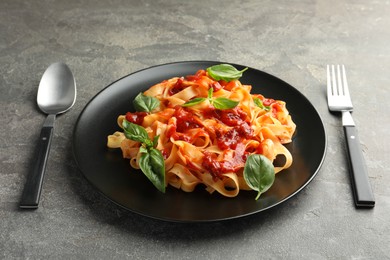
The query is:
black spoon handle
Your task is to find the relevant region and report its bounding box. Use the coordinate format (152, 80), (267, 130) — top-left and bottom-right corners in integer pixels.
(20, 115), (55, 209)
(344, 125), (375, 208)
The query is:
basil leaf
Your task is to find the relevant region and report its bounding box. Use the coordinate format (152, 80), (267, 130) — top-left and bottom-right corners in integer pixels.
(123, 120), (165, 193)
(182, 97), (206, 107)
(139, 148), (166, 193)
(208, 87), (213, 99)
(243, 154), (275, 200)
(122, 120), (149, 143)
(133, 92), (160, 113)
(207, 64), (248, 82)
(212, 97), (239, 110)
(152, 135), (160, 148)
(254, 98), (271, 111)
(139, 146), (148, 154)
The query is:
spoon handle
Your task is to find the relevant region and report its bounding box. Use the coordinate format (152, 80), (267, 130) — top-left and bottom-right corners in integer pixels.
(20, 115), (55, 209)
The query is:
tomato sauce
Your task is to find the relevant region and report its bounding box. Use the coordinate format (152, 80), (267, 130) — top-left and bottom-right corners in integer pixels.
(173, 106), (202, 132)
(125, 111), (147, 125)
(201, 107), (253, 178)
(169, 78), (186, 95)
(167, 106), (203, 142)
(203, 107), (248, 126)
(185, 70), (223, 92)
(271, 102), (283, 117)
(185, 70), (206, 82)
(211, 81), (222, 92)
(262, 98), (275, 106)
(216, 122), (252, 150)
(202, 143), (247, 179)
(203, 107), (253, 150)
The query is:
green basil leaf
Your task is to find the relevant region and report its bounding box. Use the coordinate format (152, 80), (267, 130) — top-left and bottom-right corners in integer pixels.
(139, 148), (166, 193)
(182, 97), (206, 107)
(243, 154), (275, 200)
(152, 135), (160, 148)
(144, 138), (153, 148)
(122, 120), (149, 143)
(208, 87), (213, 99)
(212, 97), (239, 110)
(207, 64), (248, 82)
(254, 98), (271, 111)
(139, 146), (148, 154)
(133, 92), (160, 113)
(123, 120), (166, 193)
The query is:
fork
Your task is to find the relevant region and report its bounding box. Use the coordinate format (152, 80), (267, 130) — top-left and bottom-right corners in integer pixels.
(327, 65), (375, 208)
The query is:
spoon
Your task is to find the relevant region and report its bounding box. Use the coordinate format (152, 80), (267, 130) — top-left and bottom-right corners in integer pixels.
(20, 62), (76, 209)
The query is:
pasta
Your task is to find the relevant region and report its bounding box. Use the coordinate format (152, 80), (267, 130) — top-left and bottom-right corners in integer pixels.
(107, 66), (296, 198)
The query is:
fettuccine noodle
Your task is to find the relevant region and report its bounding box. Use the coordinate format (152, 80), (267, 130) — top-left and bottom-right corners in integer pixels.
(107, 69), (296, 197)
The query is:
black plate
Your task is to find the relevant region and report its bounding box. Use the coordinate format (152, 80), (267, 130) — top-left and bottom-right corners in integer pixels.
(73, 61), (326, 222)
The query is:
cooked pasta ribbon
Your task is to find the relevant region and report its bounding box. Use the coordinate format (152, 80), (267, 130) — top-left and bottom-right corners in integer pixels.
(107, 68), (296, 198)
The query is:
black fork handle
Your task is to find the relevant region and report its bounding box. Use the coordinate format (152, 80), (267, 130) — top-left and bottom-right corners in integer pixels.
(344, 125), (375, 208)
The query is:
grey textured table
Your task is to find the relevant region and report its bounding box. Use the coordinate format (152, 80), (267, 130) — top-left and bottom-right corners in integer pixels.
(1, 0), (389, 259)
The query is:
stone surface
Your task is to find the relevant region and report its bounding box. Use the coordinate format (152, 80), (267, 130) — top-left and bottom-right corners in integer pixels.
(1, 0), (389, 259)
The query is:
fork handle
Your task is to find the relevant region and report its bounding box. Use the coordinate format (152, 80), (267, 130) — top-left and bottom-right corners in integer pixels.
(344, 126), (375, 208)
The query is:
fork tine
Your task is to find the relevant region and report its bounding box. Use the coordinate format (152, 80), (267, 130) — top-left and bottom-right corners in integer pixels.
(341, 65), (351, 98)
(331, 65), (338, 96)
(336, 65), (344, 96)
(326, 65), (332, 97)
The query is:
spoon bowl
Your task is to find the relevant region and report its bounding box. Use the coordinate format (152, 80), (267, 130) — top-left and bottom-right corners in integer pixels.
(37, 63), (76, 114)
